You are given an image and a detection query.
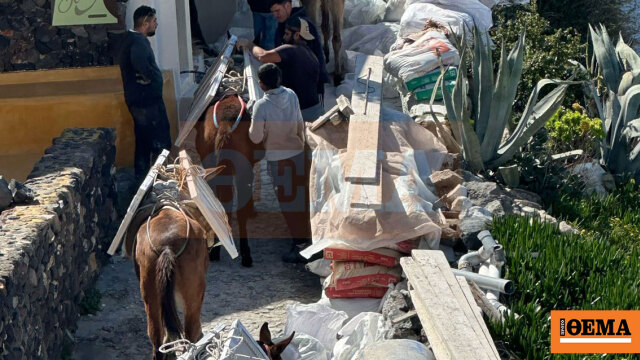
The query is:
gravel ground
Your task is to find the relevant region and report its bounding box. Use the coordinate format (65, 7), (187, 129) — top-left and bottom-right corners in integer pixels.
(73, 161), (322, 359)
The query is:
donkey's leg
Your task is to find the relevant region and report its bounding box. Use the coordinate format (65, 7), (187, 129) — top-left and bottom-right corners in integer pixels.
(321, 0), (331, 63)
(139, 261), (165, 359)
(331, 0), (345, 85)
(180, 273), (205, 342)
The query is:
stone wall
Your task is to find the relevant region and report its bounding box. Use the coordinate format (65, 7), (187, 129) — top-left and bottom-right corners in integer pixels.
(0, 128), (118, 359)
(0, 0), (126, 72)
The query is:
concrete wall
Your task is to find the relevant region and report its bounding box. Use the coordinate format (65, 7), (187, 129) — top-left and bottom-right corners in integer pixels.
(0, 66), (178, 181)
(0, 128), (118, 359)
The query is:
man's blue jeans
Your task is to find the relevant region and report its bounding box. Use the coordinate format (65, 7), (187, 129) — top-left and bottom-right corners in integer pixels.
(252, 12), (277, 50)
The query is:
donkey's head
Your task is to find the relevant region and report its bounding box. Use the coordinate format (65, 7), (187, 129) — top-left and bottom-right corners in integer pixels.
(258, 322), (295, 360)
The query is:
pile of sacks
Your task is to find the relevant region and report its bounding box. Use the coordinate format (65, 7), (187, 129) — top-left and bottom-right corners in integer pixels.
(338, 0), (527, 103)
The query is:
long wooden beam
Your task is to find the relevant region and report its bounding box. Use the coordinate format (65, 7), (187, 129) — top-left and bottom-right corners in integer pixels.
(175, 35), (237, 147)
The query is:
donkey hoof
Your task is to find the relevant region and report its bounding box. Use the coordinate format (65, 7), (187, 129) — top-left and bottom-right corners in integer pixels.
(241, 255), (253, 268)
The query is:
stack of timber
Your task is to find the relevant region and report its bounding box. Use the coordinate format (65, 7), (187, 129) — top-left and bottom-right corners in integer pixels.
(400, 250), (500, 360)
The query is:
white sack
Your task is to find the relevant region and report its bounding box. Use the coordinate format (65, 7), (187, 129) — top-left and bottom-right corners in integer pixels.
(285, 303), (348, 352)
(344, 0), (387, 27)
(399, 3), (475, 38)
(384, 0), (406, 22)
(384, 30), (459, 83)
(404, 0), (493, 31)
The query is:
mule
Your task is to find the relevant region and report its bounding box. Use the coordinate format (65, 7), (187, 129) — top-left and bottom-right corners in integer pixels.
(135, 206), (210, 359)
(258, 322), (295, 360)
(194, 94), (264, 267)
(302, 0), (345, 85)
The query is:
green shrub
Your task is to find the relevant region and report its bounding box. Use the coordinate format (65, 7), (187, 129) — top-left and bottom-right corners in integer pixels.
(491, 3), (585, 115)
(547, 105), (605, 156)
(536, 0), (639, 43)
(488, 216), (640, 359)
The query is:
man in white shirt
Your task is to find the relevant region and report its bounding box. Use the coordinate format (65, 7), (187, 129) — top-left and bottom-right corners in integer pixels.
(249, 63), (311, 263)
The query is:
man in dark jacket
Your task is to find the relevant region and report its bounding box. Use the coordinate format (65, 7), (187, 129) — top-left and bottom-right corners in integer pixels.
(119, 5), (171, 183)
(248, 0), (277, 49)
(270, 0), (329, 102)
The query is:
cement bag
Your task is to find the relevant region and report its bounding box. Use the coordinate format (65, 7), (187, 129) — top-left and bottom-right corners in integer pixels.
(344, 0), (387, 27)
(384, 0), (406, 22)
(306, 258), (333, 277)
(384, 30), (459, 83)
(285, 302), (348, 352)
(323, 246), (403, 267)
(333, 313), (391, 360)
(399, 3), (474, 38)
(404, 0), (493, 31)
(330, 261), (402, 290)
(303, 108), (446, 257)
(355, 339), (436, 360)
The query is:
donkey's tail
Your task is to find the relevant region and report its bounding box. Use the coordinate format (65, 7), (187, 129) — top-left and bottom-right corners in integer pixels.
(156, 248), (182, 339)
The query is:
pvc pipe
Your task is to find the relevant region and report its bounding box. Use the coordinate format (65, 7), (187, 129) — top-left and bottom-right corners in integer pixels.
(451, 269), (514, 295)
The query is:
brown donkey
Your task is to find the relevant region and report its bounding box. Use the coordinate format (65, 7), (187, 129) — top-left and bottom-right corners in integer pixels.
(135, 207), (210, 359)
(194, 94), (264, 267)
(303, 0), (345, 84)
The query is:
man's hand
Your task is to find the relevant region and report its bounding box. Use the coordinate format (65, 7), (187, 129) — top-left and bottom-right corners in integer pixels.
(236, 39), (253, 51)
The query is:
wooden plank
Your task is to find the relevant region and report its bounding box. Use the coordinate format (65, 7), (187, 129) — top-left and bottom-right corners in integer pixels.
(345, 54), (383, 183)
(350, 162), (382, 209)
(179, 150), (237, 258)
(175, 35), (237, 147)
(108, 149), (170, 255)
(310, 105), (340, 131)
(243, 48), (264, 107)
(310, 95), (353, 131)
(401, 251), (500, 360)
(457, 276), (501, 356)
(415, 251), (499, 358)
(469, 280), (503, 324)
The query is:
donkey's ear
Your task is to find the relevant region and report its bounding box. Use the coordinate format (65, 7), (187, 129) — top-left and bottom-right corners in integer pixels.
(259, 322), (273, 346)
(203, 165), (225, 181)
(270, 331), (295, 359)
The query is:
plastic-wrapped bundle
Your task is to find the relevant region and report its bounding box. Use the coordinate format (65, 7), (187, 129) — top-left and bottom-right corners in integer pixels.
(383, 30), (459, 83)
(344, 0), (387, 27)
(399, 3), (474, 39)
(404, 0), (493, 31)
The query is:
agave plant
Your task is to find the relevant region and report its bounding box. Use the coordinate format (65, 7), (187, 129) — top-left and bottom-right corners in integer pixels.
(586, 25), (640, 179)
(438, 29), (579, 172)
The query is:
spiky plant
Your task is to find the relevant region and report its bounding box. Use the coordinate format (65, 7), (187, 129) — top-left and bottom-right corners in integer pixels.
(439, 30), (580, 172)
(586, 25), (640, 179)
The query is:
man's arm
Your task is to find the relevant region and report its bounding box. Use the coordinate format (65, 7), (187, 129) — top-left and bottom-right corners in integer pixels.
(130, 39), (162, 85)
(238, 39), (281, 63)
(249, 102), (266, 144)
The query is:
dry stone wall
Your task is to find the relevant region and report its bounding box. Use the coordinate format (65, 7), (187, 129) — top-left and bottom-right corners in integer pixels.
(0, 128), (118, 359)
(0, 0), (126, 72)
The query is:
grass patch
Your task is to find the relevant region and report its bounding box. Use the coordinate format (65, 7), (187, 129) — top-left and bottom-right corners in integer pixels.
(488, 216), (640, 359)
(553, 179), (640, 251)
(78, 287), (102, 315)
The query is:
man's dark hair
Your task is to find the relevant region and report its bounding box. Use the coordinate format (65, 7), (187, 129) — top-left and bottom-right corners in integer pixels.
(258, 63), (282, 90)
(285, 17), (302, 33)
(271, 0), (291, 4)
(134, 6), (156, 28)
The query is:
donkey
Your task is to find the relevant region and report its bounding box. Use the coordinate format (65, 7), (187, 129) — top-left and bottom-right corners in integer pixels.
(194, 94), (264, 267)
(258, 322), (295, 360)
(302, 0), (345, 85)
(134, 192), (215, 358)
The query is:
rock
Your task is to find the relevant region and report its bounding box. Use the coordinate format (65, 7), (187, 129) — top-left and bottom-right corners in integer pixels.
(441, 153), (461, 171)
(571, 161), (610, 197)
(8, 179), (35, 204)
(485, 199), (505, 217)
(559, 221), (579, 235)
(460, 217), (491, 251)
(461, 170), (483, 183)
(460, 206), (492, 220)
(465, 181), (506, 205)
(429, 170), (462, 197)
(70, 26), (89, 38)
(0, 176), (12, 211)
(445, 184), (467, 206)
(513, 199), (542, 210)
(451, 196), (472, 212)
(504, 187), (543, 205)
